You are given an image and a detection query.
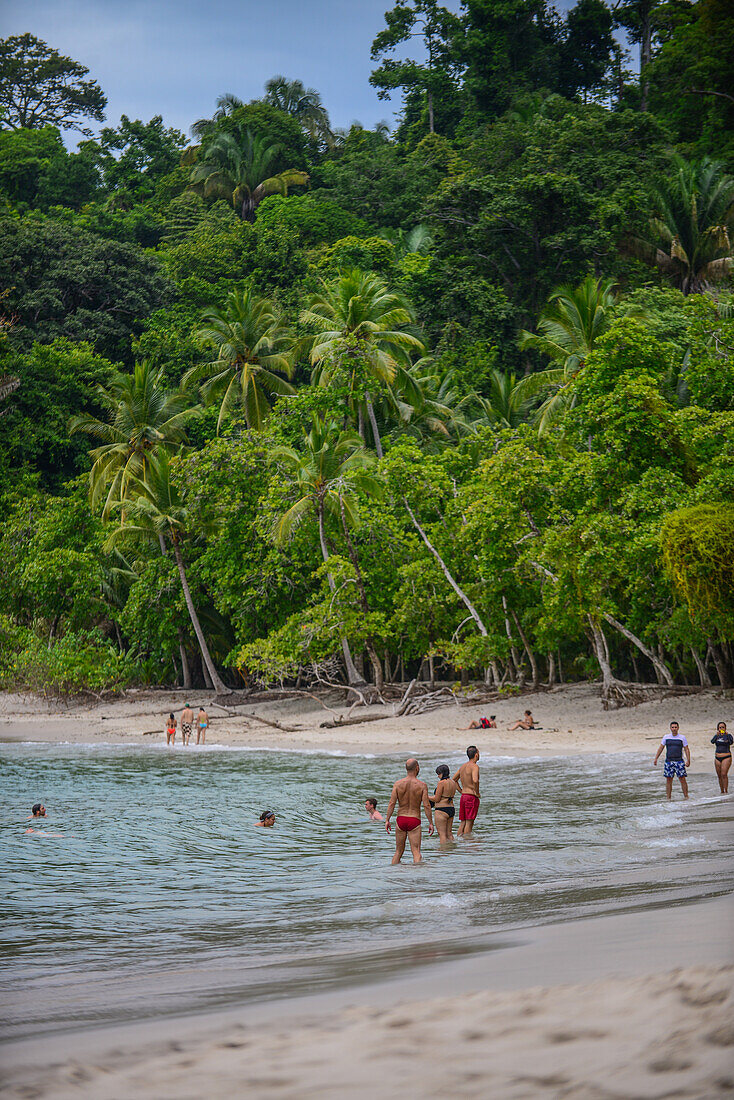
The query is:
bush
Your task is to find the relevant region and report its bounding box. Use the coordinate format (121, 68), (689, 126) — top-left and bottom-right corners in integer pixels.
(0, 618), (135, 695)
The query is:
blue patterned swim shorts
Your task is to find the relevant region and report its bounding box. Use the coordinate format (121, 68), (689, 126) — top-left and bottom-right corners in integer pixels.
(663, 760), (687, 778)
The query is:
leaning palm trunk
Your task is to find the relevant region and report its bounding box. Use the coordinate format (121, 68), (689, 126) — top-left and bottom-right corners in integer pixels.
(317, 508), (366, 687)
(338, 495), (384, 690)
(364, 391), (384, 459)
(171, 542), (230, 695)
(601, 613), (674, 686)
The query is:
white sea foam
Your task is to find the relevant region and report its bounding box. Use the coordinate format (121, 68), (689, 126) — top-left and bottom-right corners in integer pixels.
(642, 835), (707, 849)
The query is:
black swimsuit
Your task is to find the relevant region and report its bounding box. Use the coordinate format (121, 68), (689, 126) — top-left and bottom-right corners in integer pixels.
(712, 733), (733, 758)
(434, 784), (455, 818)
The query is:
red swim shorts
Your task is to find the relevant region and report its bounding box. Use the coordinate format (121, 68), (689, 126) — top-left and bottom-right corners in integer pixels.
(396, 815), (421, 832)
(459, 794), (480, 821)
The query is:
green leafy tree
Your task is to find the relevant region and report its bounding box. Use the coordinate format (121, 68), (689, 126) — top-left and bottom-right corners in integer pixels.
(188, 128), (308, 221)
(107, 450), (229, 694)
(0, 33), (106, 134)
(558, 0), (617, 101)
(188, 284), (295, 431)
(370, 1), (463, 134)
(301, 268), (425, 456)
(94, 115), (186, 200)
(271, 416), (384, 686)
(630, 156), (734, 293)
(70, 359), (201, 517)
(264, 76), (333, 145)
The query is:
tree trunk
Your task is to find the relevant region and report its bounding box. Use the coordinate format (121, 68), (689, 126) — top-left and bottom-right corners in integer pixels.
(202, 660), (213, 691)
(364, 391), (383, 459)
(511, 609), (539, 690)
(176, 627), (192, 690)
(587, 617), (638, 709)
(691, 647), (711, 688)
(708, 640), (733, 688)
(357, 404), (365, 442)
(547, 651), (556, 688)
(429, 653), (435, 688)
(427, 88), (435, 133)
(640, 6), (652, 111)
(601, 614), (674, 686)
(404, 498), (489, 635)
(172, 541), (230, 695)
(502, 596), (524, 685)
(318, 505), (365, 687)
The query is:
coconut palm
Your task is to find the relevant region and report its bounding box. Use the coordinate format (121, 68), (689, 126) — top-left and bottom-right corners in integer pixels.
(517, 275), (619, 433)
(271, 417), (384, 688)
(188, 128), (309, 221)
(190, 93), (245, 141)
(378, 224), (435, 258)
(187, 285), (295, 433)
(264, 76), (333, 145)
(469, 369), (538, 430)
(377, 357), (468, 445)
(300, 268), (426, 457)
(630, 156), (734, 294)
(106, 451), (229, 695)
(70, 360), (201, 518)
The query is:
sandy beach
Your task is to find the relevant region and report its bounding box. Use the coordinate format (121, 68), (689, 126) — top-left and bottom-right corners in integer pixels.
(2, 683), (733, 1098)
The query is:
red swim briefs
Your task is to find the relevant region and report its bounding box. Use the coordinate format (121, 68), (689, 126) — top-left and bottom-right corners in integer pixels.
(396, 815), (421, 832)
(459, 794), (480, 821)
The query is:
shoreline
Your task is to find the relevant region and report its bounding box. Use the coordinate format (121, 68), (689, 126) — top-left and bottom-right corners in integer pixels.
(2, 895), (733, 1099)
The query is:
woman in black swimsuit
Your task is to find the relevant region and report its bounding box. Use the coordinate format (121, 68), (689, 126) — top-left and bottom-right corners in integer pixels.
(433, 764), (457, 846)
(712, 722), (733, 794)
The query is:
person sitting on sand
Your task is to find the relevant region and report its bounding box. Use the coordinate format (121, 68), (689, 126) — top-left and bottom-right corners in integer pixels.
(508, 709), (535, 731)
(196, 706), (208, 745)
(463, 716), (496, 730)
(653, 721), (690, 800)
(453, 746), (481, 837)
(180, 703), (193, 746)
(711, 721), (732, 795)
(385, 758), (434, 864)
(30, 803), (46, 818)
(433, 765), (458, 846)
(166, 713), (177, 745)
(365, 797), (383, 821)
(255, 811), (276, 827)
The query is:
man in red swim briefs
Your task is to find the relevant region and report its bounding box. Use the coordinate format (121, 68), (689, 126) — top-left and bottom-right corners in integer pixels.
(453, 745), (480, 836)
(385, 758), (434, 864)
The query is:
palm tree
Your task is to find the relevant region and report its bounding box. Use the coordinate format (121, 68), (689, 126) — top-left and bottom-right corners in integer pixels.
(70, 360), (200, 518)
(469, 369), (537, 429)
(517, 275), (619, 433)
(378, 224), (435, 258)
(271, 417), (384, 688)
(106, 451), (229, 695)
(188, 128), (309, 221)
(630, 156), (734, 294)
(264, 76), (333, 145)
(377, 357), (467, 446)
(190, 93), (245, 141)
(300, 268), (426, 457)
(187, 285), (295, 432)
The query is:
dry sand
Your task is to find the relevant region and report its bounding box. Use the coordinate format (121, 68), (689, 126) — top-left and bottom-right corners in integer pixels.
(2, 683), (732, 1098)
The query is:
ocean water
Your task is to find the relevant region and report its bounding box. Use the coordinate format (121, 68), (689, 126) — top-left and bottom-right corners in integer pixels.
(1, 743), (732, 1040)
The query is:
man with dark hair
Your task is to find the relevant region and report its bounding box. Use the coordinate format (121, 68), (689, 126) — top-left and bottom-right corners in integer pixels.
(453, 746), (481, 836)
(653, 721), (691, 800)
(31, 803), (46, 817)
(180, 703), (193, 746)
(385, 758), (434, 863)
(365, 797), (383, 821)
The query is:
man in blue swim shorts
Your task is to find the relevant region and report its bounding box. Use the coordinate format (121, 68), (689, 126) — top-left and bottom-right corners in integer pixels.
(653, 721), (690, 800)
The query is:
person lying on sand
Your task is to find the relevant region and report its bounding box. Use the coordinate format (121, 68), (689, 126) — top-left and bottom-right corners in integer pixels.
(453, 746), (480, 837)
(255, 811), (276, 827)
(385, 758), (434, 864)
(463, 716), (496, 730)
(508, 709), (536, 730)
(365, 798), (383, 821)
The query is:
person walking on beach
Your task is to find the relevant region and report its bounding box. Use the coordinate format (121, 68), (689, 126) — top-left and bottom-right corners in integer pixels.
(453, 746), (481, 836)
(712, 721), (733, 794)
(508, 710), (535, 731)
(365, 798), (383, 821)
(433, 764), (458, 845)
(165, 712), (177, 745)
(653, 721), (690, 799)
(180, 703), (193, 746)
(385, 758), (434, 864)
(196, 706), (209, 745)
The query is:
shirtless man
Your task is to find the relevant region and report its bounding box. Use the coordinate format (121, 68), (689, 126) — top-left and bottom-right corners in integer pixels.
(453, 745), (480, 836)
(365, 798), (383, 822)
(385, 758), (434, 864)
(180, 703), (194, 746)
(196, 706), (209, 745)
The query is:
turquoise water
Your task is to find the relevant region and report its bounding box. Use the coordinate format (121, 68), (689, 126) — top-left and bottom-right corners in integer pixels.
(1, 743), (732, 1039)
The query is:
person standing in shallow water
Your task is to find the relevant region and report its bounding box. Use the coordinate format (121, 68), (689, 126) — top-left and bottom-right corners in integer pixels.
(432, 764), (457, 846)
(653, 721), (690, 799)
(165, 713), (177, 745)
(180, 703), (193, 746)
(453, 746), (481, 836)
(385, 758), (434, 864)
(196, 706), (208, 745)
(712, 722), (732, 794)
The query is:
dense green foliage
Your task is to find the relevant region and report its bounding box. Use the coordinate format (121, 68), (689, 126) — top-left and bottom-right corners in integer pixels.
(0, 10), (733, 698)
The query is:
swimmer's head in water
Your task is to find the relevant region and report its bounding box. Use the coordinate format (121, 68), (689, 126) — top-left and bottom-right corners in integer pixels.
(365, 798), (377, 810)
(32, 803), (46, 816)
(259, 810), (275, 824)
(466, 745), (478, 760)
(436, 764), (450, 780)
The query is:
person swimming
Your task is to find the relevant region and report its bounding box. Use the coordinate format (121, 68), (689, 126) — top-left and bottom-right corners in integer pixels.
(365, 797), (383, 821)
(255, 811), (276, 827)
(31, 803), (46, 817)
(433, 764), (458, 845)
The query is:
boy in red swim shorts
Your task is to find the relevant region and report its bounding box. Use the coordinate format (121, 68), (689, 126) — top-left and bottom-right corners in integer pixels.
(453, 745), (481, 836)
(385, 758), (434, 863)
